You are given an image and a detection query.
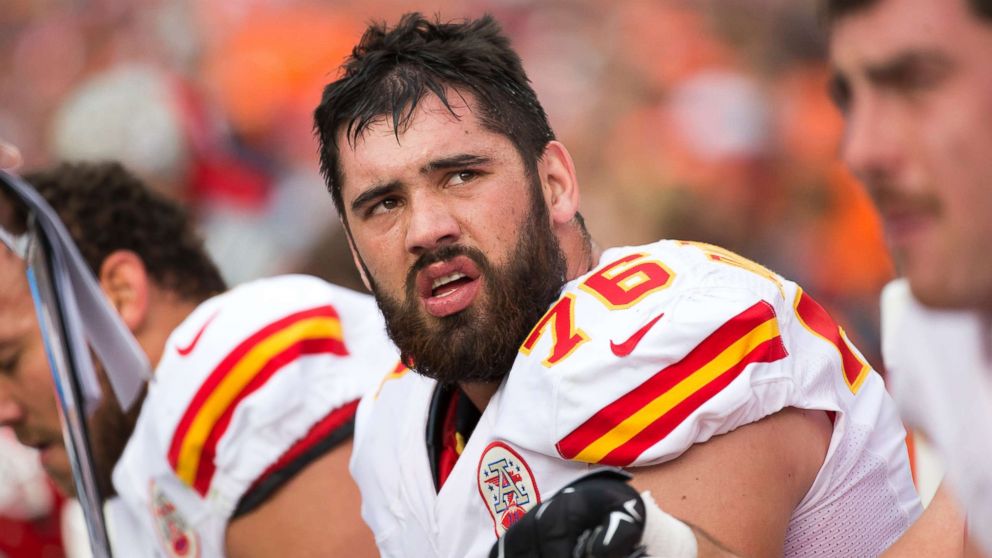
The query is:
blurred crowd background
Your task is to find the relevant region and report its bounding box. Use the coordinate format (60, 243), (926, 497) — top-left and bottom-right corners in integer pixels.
(0, 1), (894, 555)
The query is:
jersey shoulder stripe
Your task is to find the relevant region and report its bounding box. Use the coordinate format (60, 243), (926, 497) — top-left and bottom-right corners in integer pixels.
(373, 361), (411, 400)
(556, 300), (788, 466)
(237, 398), (360, 515)
(167, 305), (348, 495)
(793, 288), (871, 393)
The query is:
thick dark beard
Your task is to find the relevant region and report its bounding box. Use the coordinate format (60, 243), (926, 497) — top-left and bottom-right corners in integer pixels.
(370, 190), (567, 386)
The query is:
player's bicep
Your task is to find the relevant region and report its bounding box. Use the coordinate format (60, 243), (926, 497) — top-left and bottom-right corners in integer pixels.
(881, 482), (969, 558)
(224, 440), (375, 558)
(629, 407), (832, 557)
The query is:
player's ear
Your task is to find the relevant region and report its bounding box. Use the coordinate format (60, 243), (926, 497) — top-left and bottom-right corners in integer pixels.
(98, 250), (149, 331)
(342, 227), (373, 292)
(538, 141), (580, 227)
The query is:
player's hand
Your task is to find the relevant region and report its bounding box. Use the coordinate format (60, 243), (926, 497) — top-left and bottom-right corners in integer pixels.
(489, 471), (647, 558)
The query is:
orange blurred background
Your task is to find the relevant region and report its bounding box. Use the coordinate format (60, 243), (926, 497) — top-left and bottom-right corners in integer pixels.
(0, 2), (896, 555)
(0, 0), (896, 394)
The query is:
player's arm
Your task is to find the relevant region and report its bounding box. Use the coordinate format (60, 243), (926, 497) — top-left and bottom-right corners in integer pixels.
(629, 406), (832, 556)
(493, 407), (831, 557)
(881, 482), (989, 558)
(224, 439), (376, 558)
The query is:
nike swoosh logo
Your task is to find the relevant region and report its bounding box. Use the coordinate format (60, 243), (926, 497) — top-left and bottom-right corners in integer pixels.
(610, 313), (664, 357)
(176, 311), (219, 356)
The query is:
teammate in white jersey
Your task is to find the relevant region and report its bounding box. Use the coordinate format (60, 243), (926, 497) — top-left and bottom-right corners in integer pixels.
(109, 274), (397, 557)
(828, 0), (992, 555)
(313, 13), (920, 557)
(0, 162), (394, 556)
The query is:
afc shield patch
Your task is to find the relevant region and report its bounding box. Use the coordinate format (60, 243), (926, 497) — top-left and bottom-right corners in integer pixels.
(149, 479), (201, 557)
(477, 441), (541, 537)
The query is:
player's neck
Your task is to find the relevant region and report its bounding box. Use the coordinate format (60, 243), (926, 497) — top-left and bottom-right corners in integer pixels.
(583, 240), (602, 277)
(560, 226), (600, 282)
(459, 381), (500, 412)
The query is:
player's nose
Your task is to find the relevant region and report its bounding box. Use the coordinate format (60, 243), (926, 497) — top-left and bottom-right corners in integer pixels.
(0, 389), (24, 427)
(404, 191), (461, 256)
(841, 97), (905, 188)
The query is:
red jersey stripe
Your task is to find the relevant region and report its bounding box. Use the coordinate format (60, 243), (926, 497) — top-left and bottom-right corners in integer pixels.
(191, 336), (347, 495)
(598, 336), (788, 466)
(246, 399), (360, 496)
(167, 305), (344, 474)
(794, 290), (870, 393)
(556, 301), (780, 460)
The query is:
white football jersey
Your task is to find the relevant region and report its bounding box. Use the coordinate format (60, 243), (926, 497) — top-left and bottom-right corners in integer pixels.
(353, 240), (921, 558)
(110, 275), (398, 557)
(881, 279), (992, 554)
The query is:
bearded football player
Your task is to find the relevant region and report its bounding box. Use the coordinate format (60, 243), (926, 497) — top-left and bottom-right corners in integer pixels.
(314, 12), (922, 558)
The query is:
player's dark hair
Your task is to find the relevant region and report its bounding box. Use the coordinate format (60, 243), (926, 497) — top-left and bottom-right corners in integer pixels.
(823, 0), (992, 23)
(22, 161), (226, 302)
(313, 12), (556, 219)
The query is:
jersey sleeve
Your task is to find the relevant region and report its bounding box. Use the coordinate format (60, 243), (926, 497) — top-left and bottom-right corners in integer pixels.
(115, 275), (397, 535)
(498, 241), (860, 468)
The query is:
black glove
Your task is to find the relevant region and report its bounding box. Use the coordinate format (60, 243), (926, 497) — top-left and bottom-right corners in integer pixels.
(489, 471), (647, 558)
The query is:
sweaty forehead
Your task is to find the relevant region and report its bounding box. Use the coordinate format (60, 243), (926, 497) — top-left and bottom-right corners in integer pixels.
(337, 92), (509, 194)
(830, 0), (971, 67)
(342, 92), (480, 151)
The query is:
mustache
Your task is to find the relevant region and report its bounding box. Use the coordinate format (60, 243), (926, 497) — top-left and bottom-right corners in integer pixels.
(865, 181), (941, 216)
(11, 426), (58, 450)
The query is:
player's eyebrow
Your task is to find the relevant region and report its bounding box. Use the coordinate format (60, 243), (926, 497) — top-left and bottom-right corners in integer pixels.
(350, 181), (402, 214)
(863, 49), (953, 86)
(420, 153), (491, 175)
(0, 339), (19, 357)
(828, 49), (953, 113)
(350, 154), (493, 214)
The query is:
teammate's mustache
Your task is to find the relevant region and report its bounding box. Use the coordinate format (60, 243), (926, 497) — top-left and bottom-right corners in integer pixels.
(864, 180), (941, 219)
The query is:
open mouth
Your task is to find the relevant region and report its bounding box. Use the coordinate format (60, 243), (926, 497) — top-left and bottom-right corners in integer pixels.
(880, 208), (936, 249)
(416, 255), (483, 318)
(873, 192), (941, 250)
(431, 272), (474, 298)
